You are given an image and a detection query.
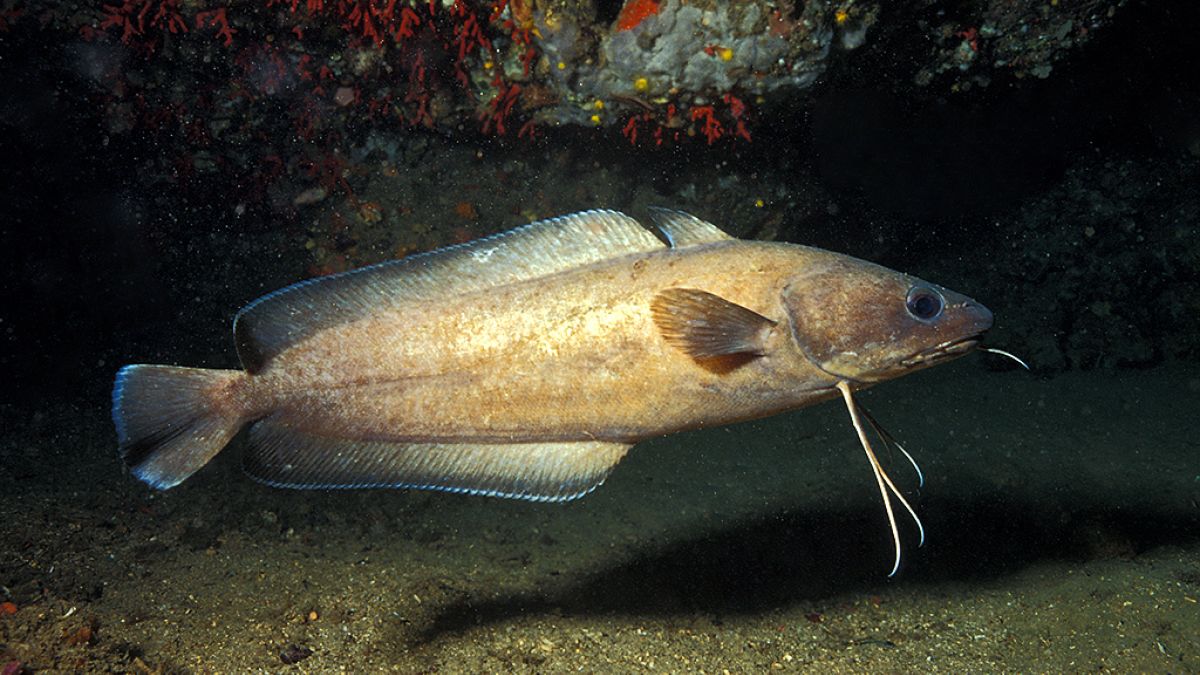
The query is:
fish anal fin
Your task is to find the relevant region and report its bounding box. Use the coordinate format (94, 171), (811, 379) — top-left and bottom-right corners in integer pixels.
(651, 288), (775, 363)
(245, 416), (632, 502)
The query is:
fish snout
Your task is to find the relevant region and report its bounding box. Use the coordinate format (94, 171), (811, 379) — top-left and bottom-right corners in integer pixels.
(962, 297), (994, 337)
(936, 285), (993, 341)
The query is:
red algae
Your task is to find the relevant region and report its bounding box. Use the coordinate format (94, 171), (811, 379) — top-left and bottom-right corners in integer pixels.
(616, 0), (660, 32)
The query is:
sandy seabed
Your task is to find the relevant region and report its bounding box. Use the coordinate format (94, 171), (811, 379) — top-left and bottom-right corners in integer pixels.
(2, 360), (1197, 673)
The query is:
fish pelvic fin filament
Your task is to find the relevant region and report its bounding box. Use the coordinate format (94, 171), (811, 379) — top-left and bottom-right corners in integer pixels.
(836, 380), (925, 577)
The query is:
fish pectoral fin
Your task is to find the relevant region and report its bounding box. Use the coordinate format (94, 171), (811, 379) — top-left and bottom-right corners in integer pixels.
(651, 288), (776, 361)
(244, 416), (631, 502)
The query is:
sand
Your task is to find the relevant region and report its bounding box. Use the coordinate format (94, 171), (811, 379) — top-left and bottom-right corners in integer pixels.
(2, 359), (1197, 672)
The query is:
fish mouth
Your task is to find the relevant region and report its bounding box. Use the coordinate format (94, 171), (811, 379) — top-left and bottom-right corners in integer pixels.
(831, 333), (986, 384)
(899, 334), (984, 369)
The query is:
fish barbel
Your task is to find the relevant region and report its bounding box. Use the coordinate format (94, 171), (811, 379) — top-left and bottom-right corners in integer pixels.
(112, 209), (992, 574)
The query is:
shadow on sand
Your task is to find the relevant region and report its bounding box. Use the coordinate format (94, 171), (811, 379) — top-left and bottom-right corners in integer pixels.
(406, 492), (1199, 645)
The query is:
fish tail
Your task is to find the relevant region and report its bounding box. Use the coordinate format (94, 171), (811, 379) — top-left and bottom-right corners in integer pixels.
(112, 365), (249, 489)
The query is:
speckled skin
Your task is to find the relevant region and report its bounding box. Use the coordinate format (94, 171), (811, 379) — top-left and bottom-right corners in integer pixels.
(231, 240), (991, 446)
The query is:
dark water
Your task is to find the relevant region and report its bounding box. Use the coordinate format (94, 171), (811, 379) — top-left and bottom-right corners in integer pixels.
(2, 1), (1198, 671)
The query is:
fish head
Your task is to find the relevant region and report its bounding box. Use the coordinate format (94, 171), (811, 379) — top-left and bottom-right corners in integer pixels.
(782, 256), (993, 383)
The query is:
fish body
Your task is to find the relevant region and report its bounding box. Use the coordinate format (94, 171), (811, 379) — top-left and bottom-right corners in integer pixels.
(253, 242), (830, 441)
(113, 209), (991, 505)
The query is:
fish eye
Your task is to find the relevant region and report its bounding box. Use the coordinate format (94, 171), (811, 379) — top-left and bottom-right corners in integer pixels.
(905, 286), (944, 321)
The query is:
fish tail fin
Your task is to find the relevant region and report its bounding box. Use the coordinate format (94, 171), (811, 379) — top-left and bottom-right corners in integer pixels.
(112, 365), (248, 489)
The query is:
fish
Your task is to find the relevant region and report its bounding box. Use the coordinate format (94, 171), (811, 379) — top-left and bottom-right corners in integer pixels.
(112, 209), (992, 574)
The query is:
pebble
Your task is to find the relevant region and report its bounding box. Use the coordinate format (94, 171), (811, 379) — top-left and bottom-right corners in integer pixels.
(280, 644), (313, 665)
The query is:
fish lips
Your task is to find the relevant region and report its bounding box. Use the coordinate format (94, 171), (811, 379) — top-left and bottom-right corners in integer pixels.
(895, 299), (993, 370)
(899, 333), (985, 369)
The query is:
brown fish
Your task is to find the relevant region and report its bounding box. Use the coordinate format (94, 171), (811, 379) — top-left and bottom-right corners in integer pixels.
(112, 209), (992, 573)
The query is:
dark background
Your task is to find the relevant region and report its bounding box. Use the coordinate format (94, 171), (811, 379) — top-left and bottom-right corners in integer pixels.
(2, 0), (1198, 409)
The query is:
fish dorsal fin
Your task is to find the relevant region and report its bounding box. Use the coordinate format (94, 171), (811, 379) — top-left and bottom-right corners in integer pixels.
(651, 288), (776, 360)
(646, 207), (734, 247)
(234, 210), (665, 373)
